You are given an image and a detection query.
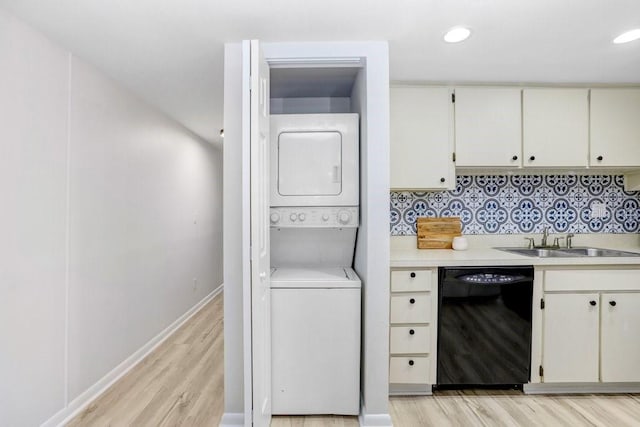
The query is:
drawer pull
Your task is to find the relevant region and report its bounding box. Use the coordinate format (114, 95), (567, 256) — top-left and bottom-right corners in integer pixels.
(409, 329), (415, 335)
(609, 300), (617, 307)
(408, 360), (414, 366)
(410, 272), (416, 278)
(590, 300), (597, 306)
(409, 298), (416, 304)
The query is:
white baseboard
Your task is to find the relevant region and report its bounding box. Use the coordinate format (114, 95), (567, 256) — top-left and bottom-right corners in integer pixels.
(389, 383), (433, 396)
(41, 284), (223, 427)
(524, 382), (640, 394)
(219, 412), (245, 426)
(358, 395), (393, 427)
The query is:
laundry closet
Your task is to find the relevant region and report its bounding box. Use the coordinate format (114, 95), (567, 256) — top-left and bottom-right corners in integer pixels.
(222, 41), (391, 427)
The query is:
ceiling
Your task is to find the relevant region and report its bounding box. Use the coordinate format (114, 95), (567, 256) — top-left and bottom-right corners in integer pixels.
(1, 0), (639, 145)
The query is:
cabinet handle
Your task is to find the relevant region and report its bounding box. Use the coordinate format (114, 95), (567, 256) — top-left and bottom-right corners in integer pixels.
(409, 329), (415, 335)
(589, 300), (597, 306)
(597, 155), (603, 161)
(408, 360), (414, 366)
(529, 155), (536, 161)
(512, 155), (518, 161)
(440, 177), (446, 183)
(409, 298), (416, 304)
(410, 272), (416, 278)
(609, 300), (617, 307)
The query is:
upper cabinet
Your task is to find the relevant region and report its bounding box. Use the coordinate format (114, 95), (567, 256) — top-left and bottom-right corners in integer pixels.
(390, 86), (455, 190)
(522, 88), (589, 168)
(391, 85), (640, 181)
(590, 89), (640, 167)
(454, 87), (522, 168)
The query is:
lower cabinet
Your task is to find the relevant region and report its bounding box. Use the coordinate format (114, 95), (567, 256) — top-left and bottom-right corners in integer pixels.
(542, 293), (599, 382)
(389, 268), (438, 394)
(601, 292), (640, 382)
(541, 269), (640, 384)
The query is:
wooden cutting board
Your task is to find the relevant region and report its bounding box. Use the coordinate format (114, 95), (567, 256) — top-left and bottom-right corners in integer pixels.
(417, 217), (462, 249)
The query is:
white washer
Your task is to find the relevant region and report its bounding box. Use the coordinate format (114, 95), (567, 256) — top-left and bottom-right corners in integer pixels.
(271, 267), (361, 415)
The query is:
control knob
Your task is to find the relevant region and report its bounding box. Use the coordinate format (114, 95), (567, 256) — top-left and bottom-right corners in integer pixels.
(270, 212), (280, 224)
(298, 213), (306, 222)
(322, 214), (330, 222)
(338, 210), (352, 225)
(289, 213), (297, 222)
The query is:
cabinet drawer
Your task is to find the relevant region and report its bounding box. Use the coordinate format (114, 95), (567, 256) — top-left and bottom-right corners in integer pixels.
(545, 269), (640, 292)
(390, 294), (431, 324)
(391, 269), (432, 292)
(389, 356), (429, 384)
(390, 326), (430, 354)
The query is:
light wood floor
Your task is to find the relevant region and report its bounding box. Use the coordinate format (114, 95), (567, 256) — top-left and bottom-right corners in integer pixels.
(68, 294), (640, 426)
(67, 295), (224, 426)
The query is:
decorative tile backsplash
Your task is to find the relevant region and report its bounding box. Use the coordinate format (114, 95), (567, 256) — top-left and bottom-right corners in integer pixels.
(390, 175), (640, 235)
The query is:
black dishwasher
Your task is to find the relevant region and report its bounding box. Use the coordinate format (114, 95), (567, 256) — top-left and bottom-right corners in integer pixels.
(436, 266), (533, 389)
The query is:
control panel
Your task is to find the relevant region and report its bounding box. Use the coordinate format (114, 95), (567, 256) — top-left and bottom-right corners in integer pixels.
(269, 206), (359, 228)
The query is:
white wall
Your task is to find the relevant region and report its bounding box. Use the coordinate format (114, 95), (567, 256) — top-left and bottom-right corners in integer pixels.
(0, 9), (223, 426)
(222, 42), (247, 423)
(0, 9), (68, 425)
(350, 45), (391, 427)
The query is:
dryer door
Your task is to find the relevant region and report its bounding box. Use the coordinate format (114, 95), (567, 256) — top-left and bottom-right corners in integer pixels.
(278, 130), (342, 196)
(270, 114), (359, 207)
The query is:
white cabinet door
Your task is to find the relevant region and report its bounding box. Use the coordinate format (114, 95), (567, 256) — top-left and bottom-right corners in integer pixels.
(390, 87), (454, 190)
(542, 293), (599, 383)
(590, 89), (640, 167)
(249, 40), (272, 427)
(454, 87), (522, 167)
(601, 292), (640, 382)
(523, 88), (589, 168)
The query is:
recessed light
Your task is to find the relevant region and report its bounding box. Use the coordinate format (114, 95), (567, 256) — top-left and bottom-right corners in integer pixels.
(613, 29), (640, 44)
(444, 27), (471, 43)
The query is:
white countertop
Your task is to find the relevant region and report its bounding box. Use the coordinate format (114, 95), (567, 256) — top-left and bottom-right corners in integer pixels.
(391, 234), (640, 268)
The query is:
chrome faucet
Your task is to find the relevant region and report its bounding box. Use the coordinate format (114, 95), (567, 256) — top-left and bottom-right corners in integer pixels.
(566, 233), (575, 249)
(553, 237), (565, 248)
(540, 227), (550, 247)
(524, 237), (535, 249)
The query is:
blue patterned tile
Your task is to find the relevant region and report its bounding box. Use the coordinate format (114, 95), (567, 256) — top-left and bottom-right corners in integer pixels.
(532, 185), (554, 209)
(511, 199), (542, 233)
(568, 186), (591, 209)
(476, 175), (508, 196)
(545, 175), (577, 195)
(511, 175), (543, 196)
(426, 192), (450, 210)
(614, 199), (640, 232)
(440, 200), (472, 225)
(546, 199), (578, 232)
(476, 199), (508, 232)
(390, 191), (414, 209)
(580, 175), (612, 196)
(390, 174), (640, 235)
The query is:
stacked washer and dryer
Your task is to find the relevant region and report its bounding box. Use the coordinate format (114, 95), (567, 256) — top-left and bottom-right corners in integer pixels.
(269, 113), (361, 415)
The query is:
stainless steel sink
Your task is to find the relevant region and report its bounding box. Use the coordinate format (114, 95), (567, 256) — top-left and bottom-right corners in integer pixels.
(496, 247), (582, 258)
(495, 246), (640, 258)
(557, 247), (640, 257)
